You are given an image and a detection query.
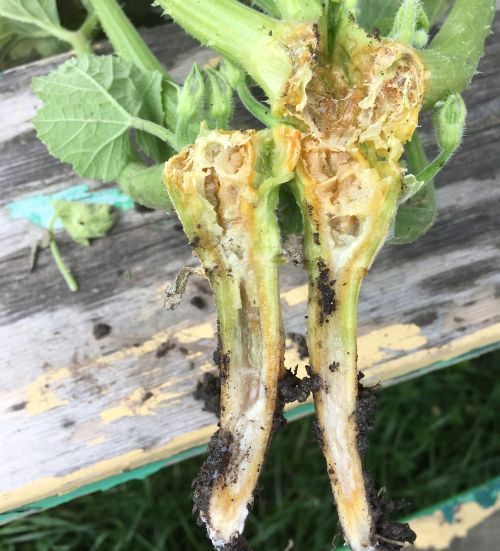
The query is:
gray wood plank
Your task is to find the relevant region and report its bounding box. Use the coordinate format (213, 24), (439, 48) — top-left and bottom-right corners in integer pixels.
(0, 19), (499, 513)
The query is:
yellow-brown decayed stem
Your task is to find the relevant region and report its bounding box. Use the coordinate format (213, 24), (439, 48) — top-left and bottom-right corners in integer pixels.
(164, 126), (301, 549)
(293, 37), (425, 551)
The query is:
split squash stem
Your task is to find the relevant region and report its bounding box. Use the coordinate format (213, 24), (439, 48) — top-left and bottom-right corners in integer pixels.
(164, 125), (301, 549)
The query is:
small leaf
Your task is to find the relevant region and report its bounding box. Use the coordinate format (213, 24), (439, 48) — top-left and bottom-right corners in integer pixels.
(0, 0), (61, 38)
(175, 63), (206, 148)
(33, 55), (167, 181)
(118, 163), (172, 211)
(389, 182), (436, 245)
(52, 199), (117, 246)
(205, 68), (234, 130)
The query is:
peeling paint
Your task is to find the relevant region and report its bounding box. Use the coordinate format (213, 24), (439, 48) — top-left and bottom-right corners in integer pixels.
(87, 436), (106, 447)
(281, 284), (308, 307)
(100, 387), (185, 424)
(26, 368), (70, 415)
(358, 323), (428, 369)
(410, 493), (500, 549)
(5, 184), (134, 230)
(0, 425), (217, 515)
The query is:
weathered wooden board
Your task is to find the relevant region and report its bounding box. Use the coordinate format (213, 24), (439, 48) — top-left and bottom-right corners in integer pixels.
(1, 16), (500, 517)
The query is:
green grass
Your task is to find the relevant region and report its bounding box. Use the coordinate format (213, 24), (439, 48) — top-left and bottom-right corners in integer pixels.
(1, 351), (499, 551)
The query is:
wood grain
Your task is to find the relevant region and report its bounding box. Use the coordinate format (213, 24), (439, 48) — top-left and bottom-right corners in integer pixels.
(0, 18), (499, 514)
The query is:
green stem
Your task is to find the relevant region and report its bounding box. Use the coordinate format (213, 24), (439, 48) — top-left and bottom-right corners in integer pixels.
(251, 0), (280, 18)
(48, 215), (78, 292)
(235, 80), (282, 128)
(419, 0), (495, 107)
(274, 0), (323, 20)
(157, 0), (299, 108)
(131, 118), (177, 149)
(405, 131), (428, 174)
(79, 11), (100, 41)
(88, 0), (169, 78)
(68, 30), (93, 56)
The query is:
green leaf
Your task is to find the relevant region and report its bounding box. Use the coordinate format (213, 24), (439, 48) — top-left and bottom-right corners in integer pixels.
(33, 55), (170, 182)
(389, 179), (436, 245)
(357, 0), (400, 35)
(52, 199), (117, 246)
(422, 0), (453, 26)
(118, 163), (172, 211)
(420, 0), (496, 107)
(0, 0), (62, 39)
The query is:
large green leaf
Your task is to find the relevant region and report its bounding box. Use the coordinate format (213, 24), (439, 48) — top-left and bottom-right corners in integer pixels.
(33, 55), (168, 181)
(422, 0), (453, 26)
(0, 0), (61, 39)
(357, 0), (400, 35)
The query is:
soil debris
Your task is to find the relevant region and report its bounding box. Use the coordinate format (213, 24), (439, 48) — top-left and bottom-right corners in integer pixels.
(191, 295), (207, 310)
(278, 366), (321, 404)
(92, 323), (111, 340)
(286, 332), (309, 359)
(316, 259), (337, 323)
(312, 416), (325, 450)
(365, 475), (416, 550)
(356, 373), (379, 456)
(155, 340), (176, 358)
(193, 428), (234, 524)
(194, 372), (221, 416)
(222, 534), (252, 550)
(213, 325), (231, 383)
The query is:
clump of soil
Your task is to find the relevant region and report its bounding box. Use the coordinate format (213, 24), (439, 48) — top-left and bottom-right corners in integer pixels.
(194, 372), (221, 415)
(222, 534), (252, 550)
(356, 373), (379, 456)
(316, 259), (337, 323)
(274, 366), (322, 432)
(191, 295), (207, 310)
(193, 429), (234, 525)
(92, 322), (111, 339)
(278, 366), (321, 404)
(365, 475), (416, 550)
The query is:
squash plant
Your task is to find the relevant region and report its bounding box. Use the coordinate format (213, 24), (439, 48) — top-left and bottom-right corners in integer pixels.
(20, 0), (496, 549)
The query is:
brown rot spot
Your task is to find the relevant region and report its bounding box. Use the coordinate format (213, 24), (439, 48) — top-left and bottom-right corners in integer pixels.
(10, 401), (27, 412)
(194, 372), (221, 416)
(316, 259), (337, 324)
(92, 323), (111, 340)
